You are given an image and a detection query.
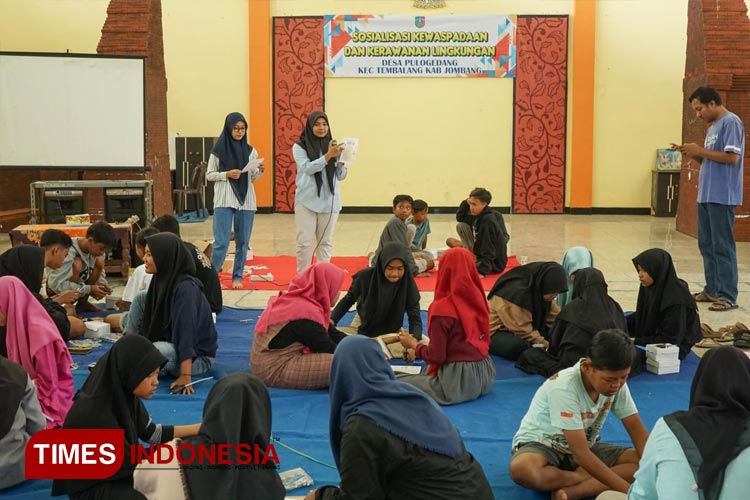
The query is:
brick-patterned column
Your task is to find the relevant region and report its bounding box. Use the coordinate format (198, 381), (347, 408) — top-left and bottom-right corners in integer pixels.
(677, 0), (750, 240)
(96, 0), (171, 219)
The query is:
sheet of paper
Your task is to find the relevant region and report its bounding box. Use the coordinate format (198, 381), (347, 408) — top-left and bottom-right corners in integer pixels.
(241, 158), (265, 173)
(391, 365), (423, 375)
(339, 137), (358, 164)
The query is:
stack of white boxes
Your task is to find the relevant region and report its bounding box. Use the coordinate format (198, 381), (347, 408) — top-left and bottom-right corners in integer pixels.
(646, 343), (680, 375)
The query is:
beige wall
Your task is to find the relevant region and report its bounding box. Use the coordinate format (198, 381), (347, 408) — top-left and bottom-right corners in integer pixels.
(592, 0), (688, 207)
(273, 0), (571, 207)
(0, 0), (249, 139)
(0, 0), (695, 208)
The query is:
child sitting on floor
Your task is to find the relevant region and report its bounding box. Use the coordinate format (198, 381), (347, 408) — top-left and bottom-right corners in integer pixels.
(406, 198), (431, 251)
(150, 214), (222, 313)
(372, 194), (433, 276)
(627, 248), (701, 360)
(487, 262), (568, 361)
(557, 246), (594, 308)
(251, 263), (347, 390)
(509, 329), (649, 500)
(46, 220), (115, 312)
(308, 335), (494, 500)
(446, 187), (510, 276)
(141, 233), (218, 395)
(331, 242), (423, 357)
(105, 226), (158, 332)
(397, 248), (495, 405)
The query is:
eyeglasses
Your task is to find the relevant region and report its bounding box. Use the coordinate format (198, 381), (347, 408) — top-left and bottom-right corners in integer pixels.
(233, 127), (246, 132)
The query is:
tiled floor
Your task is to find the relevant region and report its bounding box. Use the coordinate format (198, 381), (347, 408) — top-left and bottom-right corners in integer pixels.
(3, 213), (749, 335)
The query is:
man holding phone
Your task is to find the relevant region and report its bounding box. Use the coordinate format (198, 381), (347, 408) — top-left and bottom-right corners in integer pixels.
(675, 86), (744, 312)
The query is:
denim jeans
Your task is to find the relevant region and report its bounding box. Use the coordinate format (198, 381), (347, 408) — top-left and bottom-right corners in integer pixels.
(697, 202), (738, 303)
(121, 290), (147, 335)
(153, 341), (214, 377)
(210, 207), (255, 281)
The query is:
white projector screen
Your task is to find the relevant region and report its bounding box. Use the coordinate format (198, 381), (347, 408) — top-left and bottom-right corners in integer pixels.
(0, 53), (145, 167)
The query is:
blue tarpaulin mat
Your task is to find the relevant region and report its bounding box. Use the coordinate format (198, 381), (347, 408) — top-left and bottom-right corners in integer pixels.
(3, 307), (697, 499)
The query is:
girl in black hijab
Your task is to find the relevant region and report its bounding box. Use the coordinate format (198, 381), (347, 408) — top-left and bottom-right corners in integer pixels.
(142, 233), (218, 395)
(330, 242), (422, 343)
(292, 111), (348, 273)
(135, 373), (285, 500)
(0, 244), (72, 342)
(52, 334), (201, 499)
(487, 262), (568, 361)
(628, 346), (750, 500)
(627, 248), (701, 359)
(0, 356), (46, 490)
(206, 112), (264, 288)
(516, 268), (627, 377)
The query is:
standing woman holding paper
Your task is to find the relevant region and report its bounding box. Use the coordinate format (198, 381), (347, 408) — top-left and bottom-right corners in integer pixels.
(207, 112), (264, 289)
(293, 111), (347, 273)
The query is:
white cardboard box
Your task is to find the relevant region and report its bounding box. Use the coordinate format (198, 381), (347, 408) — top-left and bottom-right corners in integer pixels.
(646, 343), (679, 356)
(646, 360), (680, 375)
(84, 320), (111, 339)
(645, 356), (680, 368)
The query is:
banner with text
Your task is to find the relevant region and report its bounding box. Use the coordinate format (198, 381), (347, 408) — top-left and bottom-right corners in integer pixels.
(324, 15), (516, 78)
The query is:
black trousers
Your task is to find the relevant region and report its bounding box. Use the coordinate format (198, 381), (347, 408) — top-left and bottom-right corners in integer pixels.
(489, 331), (529, 361)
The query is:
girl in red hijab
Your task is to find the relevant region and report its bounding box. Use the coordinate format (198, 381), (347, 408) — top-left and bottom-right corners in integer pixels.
(398, 248), (495, 405)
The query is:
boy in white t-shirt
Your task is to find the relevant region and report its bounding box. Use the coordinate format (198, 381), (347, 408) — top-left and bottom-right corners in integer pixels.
(118, 227), (159, 307)
(106, 227), (158, 331)
(509, 329), (649, 500)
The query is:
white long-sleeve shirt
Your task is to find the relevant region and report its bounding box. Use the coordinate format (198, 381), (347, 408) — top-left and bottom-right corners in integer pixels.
(205, 150), (263, 211)
(292, 143), (347, 213)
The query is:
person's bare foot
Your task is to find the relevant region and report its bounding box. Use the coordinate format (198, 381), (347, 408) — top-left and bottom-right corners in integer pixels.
(232, 280), (244, 289)
(445, 237), (463, 248)
(551, 488), (568, 500)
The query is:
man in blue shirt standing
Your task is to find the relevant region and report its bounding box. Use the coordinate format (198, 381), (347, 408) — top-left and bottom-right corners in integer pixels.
(678, 86), (744, 311)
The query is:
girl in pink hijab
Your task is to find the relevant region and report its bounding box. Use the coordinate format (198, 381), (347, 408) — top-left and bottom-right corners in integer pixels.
(0, 276), (74, 428)
(251, 263), (346, 389)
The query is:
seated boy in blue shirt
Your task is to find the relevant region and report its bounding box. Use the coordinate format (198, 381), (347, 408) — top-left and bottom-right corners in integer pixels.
(406, 199), (431, 251)
(509, 329), (649, 500)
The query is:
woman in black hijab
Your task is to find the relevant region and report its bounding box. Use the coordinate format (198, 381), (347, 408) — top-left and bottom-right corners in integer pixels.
(330, 242), (422, 343)
(135, 372), (285, 500)
(516, 268), (627, 377)
(142, 233), (218, 395)
(627, 346), (750, 500)
(487, 262), (568, 361)
(627, 248), (701, 359)
(292, 110), (348, 273)
(0, 356), (46, 490)
(206, 112), (264, 288)
(0, 244), (72, 342)
(52, 334), (200, 499)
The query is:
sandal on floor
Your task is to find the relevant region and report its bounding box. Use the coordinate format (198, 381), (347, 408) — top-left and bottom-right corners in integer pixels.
(696, 338), (722, 348)
(716, 332), (737, 343)
(734, 331), (750, 349)
(716, 322), (750, 337)
(708, 299), (739, 312)
(694, 291), (719, 303)
(701, 323), (722, 338)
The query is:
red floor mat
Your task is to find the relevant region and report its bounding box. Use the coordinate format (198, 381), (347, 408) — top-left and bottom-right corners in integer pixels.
(219, 255), (520, 292)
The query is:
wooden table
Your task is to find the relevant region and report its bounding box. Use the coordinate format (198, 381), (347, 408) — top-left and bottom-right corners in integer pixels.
(8, 218), (138, 276)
